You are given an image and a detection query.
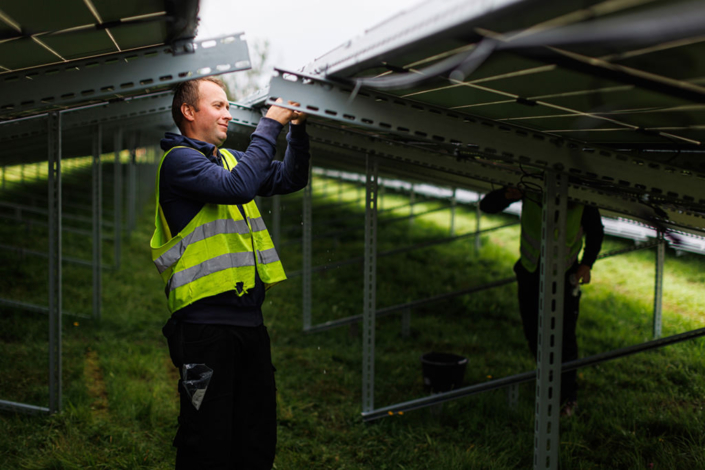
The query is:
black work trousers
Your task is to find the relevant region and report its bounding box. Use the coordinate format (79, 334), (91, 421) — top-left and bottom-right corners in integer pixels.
(163, 320), (277, 469)
(514, 261), (580, 403)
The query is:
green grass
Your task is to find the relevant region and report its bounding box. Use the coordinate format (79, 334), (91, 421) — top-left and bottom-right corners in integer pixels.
(1, 171), (704, 469)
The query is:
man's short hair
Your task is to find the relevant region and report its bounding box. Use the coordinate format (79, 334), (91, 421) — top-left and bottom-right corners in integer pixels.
(171, 77), (227, 132)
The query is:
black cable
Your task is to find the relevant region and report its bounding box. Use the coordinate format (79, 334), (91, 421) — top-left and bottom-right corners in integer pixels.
(348, 0), (705, 91)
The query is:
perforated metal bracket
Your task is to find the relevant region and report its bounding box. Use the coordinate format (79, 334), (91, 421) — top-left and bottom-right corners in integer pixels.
(0, 34), (251, 119)
(267, 69), (705, 208)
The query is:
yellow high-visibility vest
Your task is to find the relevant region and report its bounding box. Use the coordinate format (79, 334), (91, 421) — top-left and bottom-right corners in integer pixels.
(150, 147), (286, 313)
(519, 193), (584, 273)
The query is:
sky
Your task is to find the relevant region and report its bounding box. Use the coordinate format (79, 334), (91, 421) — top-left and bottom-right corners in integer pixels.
(196, 0), (420, 72)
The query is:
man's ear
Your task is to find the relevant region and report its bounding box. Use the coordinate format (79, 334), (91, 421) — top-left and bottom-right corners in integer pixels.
(181, 103), (196, 122)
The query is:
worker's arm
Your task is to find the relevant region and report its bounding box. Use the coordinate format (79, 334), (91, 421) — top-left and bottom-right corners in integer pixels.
(479, 187), (522, 214)
(255, 121), (310, 197)
(575, 206), (604, 284)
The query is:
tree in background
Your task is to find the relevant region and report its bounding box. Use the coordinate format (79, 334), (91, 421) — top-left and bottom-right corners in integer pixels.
(222, 38), (272, 101)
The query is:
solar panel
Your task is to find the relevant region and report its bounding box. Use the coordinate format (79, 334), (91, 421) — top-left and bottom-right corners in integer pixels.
(237, 0), (705, 236)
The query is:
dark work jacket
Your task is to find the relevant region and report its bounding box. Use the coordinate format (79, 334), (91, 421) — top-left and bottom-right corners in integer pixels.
(159, 118), (310, 326)
(479, 188), (604, 269)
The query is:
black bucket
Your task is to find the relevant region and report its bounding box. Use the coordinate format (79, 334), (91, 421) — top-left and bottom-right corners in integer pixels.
(421, 352), (468, 393)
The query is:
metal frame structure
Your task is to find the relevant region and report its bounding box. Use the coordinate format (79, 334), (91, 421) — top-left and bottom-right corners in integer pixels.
(229, 20), (705, 464)
(0, 31), (251, 415)
(362, 155), (379, 413)
(0, 35), (250, 120)
(47, 111), (62, 414)
(535, 171), (568, 468)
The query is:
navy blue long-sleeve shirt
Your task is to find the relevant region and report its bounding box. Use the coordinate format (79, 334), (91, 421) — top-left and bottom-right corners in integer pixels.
(159, 117), (310, 326)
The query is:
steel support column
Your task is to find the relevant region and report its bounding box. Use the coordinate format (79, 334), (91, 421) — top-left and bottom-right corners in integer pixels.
(535, 171), (568, 470)
(475, 196), (482, 252)
(47, 112), (62, 414)
(272, 194), (281, 248)
(362, 154), (379, 413)
(302, 164), (313, 331)
(653, 231), (665, 339)
(92, 125), (103, 320)
(113, 129), (123, 269)
(450, 188), (457, 236)
(127, 134), (137, 237)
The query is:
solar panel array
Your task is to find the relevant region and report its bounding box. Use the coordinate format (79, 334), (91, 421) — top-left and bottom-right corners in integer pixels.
(0, 0), (249, 164)
(236, 0), (705, 235)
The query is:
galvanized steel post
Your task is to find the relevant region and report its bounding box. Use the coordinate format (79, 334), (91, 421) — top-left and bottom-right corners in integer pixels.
(450, 187), (457, 236)
(302, 164), (313, 331)
(475, 195), (482, 252)
(47, 111), (62, 414)
(92, 125), (102, 320)
(534, 171), (568, 470)
(113, 129), (123, 269)
(653, 231), (665, 339)
(362, 154), (379, 413)
(127, 133), (137, 237)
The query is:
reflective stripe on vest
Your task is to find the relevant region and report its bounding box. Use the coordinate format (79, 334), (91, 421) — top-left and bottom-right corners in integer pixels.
(150, 146), (286, 313)
(168, 252), (256, 293)
(154, 218), (250, 274)
(519, 194), (584, 273)
(153, 216), (270, 274)
(258, 247), (280, 265)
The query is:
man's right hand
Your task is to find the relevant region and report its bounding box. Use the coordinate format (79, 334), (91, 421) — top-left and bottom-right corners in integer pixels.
(266, 98), (303, 125)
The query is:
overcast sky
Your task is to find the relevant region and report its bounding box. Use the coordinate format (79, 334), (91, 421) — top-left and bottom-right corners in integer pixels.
(196, 0), (420, 71)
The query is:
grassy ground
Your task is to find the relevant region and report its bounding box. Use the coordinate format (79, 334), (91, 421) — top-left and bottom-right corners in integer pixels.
(1, 167), (704, 469)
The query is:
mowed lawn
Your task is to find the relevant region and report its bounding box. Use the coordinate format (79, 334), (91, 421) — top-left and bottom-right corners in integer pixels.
(1, 168), (704, 469)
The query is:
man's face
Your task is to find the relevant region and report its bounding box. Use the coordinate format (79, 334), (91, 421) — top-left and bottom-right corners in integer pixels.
(190, 80), (232, 147)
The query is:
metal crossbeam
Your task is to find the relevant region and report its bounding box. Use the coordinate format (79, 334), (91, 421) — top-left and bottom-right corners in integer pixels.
(228, 106), (705, 233)
(267, 70), (705, 207)
(0, 400), (50, 415)
(0, 35), (250, 119)
(0, 92), (173, 142)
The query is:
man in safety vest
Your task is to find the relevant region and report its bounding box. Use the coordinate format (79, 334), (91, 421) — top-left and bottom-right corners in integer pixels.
(480, 186), (604, 417)
(150, 76), (309, 468)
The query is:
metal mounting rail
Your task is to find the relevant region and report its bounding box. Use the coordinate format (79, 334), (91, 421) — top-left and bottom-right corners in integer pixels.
(281, 204), (452, 247)
(0, 92), (173, 141)
(0, 34), (250, 119)
(0, 400), (50, 415)
(229, 105), (705, 233)
(361, 326), (705, 421)
(267, 70), (705, 208)
(288, 222), (518, 279)
(307, 277), (516, 334)
(303, 236), (661, 334)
